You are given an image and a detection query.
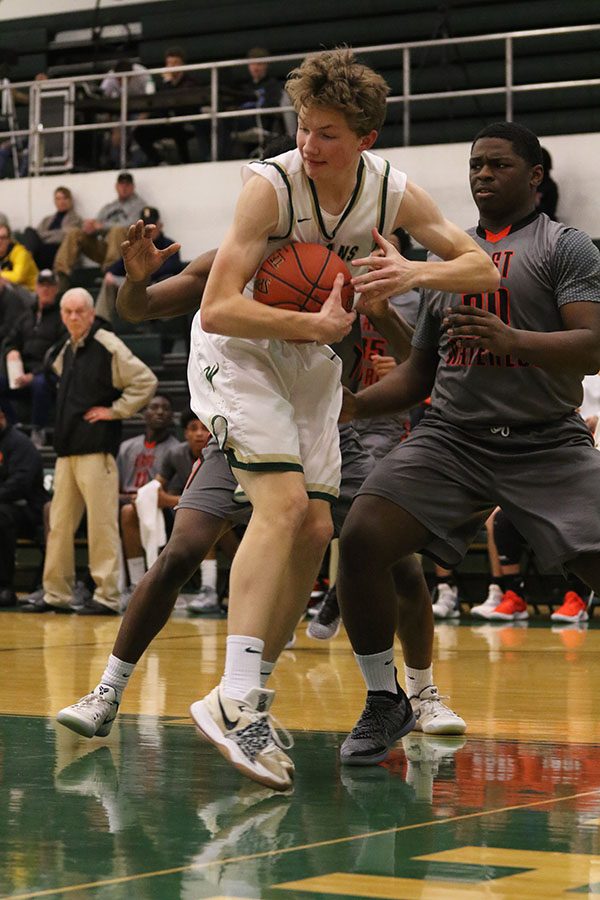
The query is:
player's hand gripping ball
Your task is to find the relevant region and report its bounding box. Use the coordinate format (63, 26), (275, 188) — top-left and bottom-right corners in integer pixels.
(253, 242), (354, 313)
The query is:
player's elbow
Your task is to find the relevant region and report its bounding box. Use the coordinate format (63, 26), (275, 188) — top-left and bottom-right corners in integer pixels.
(199, 304), (219, 333)
(481, 255), (501, 291)
(116, 302), (144, 324)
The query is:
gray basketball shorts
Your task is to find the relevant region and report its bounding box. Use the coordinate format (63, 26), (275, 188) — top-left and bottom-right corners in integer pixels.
(356, 411), (600, 574)
(176, 428), (374, 534)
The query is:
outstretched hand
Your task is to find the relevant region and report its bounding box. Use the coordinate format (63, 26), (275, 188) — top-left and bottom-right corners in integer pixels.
(351, 228), (417, 296)
(121, 220), (181, 283)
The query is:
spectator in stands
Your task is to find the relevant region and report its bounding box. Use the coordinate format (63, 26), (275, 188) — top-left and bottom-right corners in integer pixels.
(100, 58), (155, 169)
(0, 223), (38, 293)
(0, 408), (49, 607)
(117, 394), (180, 595)
(229, 47), (283, 158)
(95, 206), (182, 325)
(21, 187), (82, 271)
(535, 147), (559, 220)
(100, 58), (154, 100)
(20, 287), (157, 615)
(134, 46), (209, 165)
(53, 172), (146, 290)
(0, 280), (27, 344)
(0, 269), (66, 448)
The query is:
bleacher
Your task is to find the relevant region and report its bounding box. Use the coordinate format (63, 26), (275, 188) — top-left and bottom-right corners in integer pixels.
(4, 2), (599, 602)
(1, 0), (598, 151)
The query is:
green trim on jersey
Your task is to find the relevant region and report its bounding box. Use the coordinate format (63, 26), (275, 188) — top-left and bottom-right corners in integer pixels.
(377, 159), (391, 237)
(258, 160), (294, 240)
(307, 490), (337, 503)
(225, 448), (304, 473)
(307, 157), (366, 241)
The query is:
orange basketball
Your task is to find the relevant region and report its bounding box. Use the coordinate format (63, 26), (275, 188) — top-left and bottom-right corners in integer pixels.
(253, 242), (354, 313)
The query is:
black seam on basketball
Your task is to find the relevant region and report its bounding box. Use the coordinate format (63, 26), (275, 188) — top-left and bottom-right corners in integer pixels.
(306, 250), (332, 305)
(259, 269), (313, 299)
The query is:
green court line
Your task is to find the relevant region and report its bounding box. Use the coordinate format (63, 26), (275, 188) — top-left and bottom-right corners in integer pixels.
(4, 786), (600, 900)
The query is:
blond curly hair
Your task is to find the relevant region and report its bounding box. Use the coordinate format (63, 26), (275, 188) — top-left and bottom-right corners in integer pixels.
(286, 47), (389, 136)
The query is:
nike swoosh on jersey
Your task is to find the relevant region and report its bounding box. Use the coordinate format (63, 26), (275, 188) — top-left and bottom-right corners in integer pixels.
(297, 217), (311, 222)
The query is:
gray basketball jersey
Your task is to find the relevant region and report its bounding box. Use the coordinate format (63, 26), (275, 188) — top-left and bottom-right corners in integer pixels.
(159, 441), (196, 494)
(117, 433), (180, 493)
(413, 212), (600, 426)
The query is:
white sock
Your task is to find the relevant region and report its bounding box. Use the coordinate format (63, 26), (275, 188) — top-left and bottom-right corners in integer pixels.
(99, 654), (136, 702)
(404, 664), (433, 700)
(354, 647), (397, 694)
(222, 635), (264, 701)
(201, 559), (218, 591)
(127, 557), (146, 587)
(260, 660), (275, 687)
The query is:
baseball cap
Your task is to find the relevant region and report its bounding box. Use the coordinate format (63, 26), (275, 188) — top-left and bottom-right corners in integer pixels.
(141, 206), (160, 225)
(117, 171), (134, 183)
(37, 269), (57, 285)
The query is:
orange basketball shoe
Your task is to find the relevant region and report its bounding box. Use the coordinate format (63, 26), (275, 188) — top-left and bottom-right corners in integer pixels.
(551, 591), (590, 623)
(488, 589), (529, 621)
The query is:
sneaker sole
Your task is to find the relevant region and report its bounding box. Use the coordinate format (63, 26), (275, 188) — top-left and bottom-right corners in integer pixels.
(340, 711), (417, 766)
(189, 700), (294, 792)
(470, 607), (498, 619)
(432, 608), (460, 619)
(551, 612), (589, 623)
(419, 717), (467, 735)
(56, 709), (111, 739)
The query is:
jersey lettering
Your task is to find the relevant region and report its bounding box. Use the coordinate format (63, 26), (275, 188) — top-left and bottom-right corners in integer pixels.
(491, 249), (514, 278)
(327, 242), (359, 262)
(446, 288), (529, 369)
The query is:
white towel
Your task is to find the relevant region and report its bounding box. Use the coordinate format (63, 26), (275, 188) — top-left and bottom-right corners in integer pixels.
(134, 479), (166, 567)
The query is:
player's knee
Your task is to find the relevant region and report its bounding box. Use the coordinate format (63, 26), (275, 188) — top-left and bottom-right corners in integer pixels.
(159, 539), (203, 584)
(392, 554), (426, 597)
(258, 486), (310, 532)
(120, 503), (137, 528)
(300, 509), (334, 555)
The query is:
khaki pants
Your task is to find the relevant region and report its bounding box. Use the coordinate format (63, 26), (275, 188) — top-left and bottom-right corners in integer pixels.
(43, 453), (120, 611)
(54, 226), (128, 277)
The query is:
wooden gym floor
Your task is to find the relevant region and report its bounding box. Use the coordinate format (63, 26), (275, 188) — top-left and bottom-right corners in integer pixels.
(1, 609), (600, 899)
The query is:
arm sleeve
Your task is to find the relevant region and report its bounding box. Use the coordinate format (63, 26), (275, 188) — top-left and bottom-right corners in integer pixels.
(94, 330), (157, 418)
(551, 229), (600, 308)
(111, 344), (158, 418)
(2, 245), (36, 288)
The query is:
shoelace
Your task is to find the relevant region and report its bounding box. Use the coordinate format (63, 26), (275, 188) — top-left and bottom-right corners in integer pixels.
(232, 712), (293, 760)
(419, 694), (452, 717)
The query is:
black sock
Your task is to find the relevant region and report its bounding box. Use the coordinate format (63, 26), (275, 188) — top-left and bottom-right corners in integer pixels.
(500, 574), (525, 596)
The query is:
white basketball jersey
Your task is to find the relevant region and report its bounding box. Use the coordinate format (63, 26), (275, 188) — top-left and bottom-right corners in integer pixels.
(243, 148), (407, 278)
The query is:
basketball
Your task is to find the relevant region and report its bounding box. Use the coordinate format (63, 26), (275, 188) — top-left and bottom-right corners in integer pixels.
(253, 242), (354, 313)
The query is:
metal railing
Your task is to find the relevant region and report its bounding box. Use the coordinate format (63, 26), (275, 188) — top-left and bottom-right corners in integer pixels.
(1, 23), (599, 175)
